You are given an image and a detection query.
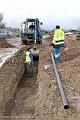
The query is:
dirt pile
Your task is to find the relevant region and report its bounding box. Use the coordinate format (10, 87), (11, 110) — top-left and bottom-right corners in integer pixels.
(0, 39), (15, 48)
(65, 34), (76, 41)
(60, 34), (80, 62)
(35, 37), (80, 120)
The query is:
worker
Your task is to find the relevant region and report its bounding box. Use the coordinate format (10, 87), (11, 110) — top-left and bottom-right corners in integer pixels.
(25, 48), (33, 63)
(52, 25), (64, 61)
(29, 23), (35, 29)
(25, 48), (33, 76)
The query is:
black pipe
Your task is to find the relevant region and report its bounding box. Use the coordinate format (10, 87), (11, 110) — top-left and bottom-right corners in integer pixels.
(51, 53), (68, 109)
(33, 48), (39, 61)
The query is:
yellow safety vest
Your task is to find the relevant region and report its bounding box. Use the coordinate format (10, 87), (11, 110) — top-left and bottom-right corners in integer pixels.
(26, 51), (31, 63)
(53, 29), (64, 42)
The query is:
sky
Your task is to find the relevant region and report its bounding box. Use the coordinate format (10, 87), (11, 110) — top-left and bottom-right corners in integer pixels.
(0, 0), (80, 30)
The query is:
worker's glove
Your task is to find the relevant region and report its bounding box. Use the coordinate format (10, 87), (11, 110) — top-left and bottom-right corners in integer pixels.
(49, 43), (53, 46)
(51, 43), (55, 47)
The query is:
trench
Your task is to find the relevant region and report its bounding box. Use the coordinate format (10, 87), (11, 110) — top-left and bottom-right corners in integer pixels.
(3, 60), (38, 120)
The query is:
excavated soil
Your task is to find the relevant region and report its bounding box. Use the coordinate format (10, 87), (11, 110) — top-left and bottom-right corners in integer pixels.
(35, 36), (80, 120)
(0, 39), (15, 48)
(2, 35), (80, 120)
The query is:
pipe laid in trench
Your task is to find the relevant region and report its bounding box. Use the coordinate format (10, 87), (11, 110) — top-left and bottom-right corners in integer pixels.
(51, 53), (68, 109)
(31, 45), (39, 61)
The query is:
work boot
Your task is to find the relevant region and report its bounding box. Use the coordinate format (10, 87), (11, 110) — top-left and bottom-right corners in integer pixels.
(54, 54), (58, 61)
(54, 56), (60, 62)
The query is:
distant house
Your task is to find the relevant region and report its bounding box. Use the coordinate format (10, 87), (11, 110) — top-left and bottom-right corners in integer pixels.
(65, 32), (74, 35)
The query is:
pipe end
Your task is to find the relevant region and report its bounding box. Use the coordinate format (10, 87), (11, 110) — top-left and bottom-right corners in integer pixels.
(64, 105), (69, 109)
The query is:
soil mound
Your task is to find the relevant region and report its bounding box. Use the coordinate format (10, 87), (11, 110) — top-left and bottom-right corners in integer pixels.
(0, 39), (15, 48)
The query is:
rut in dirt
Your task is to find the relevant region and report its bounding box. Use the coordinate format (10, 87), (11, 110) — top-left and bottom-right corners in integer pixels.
(3, 63), (38, 118)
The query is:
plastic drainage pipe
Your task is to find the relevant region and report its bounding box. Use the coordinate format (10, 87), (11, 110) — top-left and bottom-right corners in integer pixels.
(51, 53), (68, 109)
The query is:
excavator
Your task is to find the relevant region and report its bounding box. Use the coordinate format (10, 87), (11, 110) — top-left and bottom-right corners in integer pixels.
(21, 18), (42, 45)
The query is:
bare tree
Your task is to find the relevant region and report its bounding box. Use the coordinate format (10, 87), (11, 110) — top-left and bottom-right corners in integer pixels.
(0, 13), (6, 29)
(0, 13), (3, 23)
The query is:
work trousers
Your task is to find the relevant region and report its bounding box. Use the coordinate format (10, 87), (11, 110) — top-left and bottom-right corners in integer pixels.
(25, 62), (33, 76)
(53, 41), (64, 60)
(54, 47), (60, 60)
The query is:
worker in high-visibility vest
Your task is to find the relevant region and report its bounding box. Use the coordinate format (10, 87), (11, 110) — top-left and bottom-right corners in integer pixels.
(52, 25), (64, 61)
(25, 48), (33, 76)
(25, 48), (33, 63)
